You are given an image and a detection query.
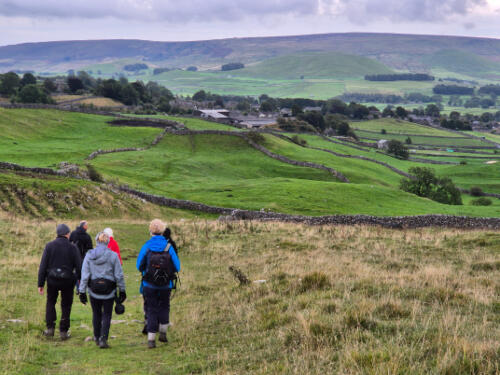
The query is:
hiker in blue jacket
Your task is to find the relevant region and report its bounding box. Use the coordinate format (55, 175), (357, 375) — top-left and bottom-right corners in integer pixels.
(136, 219), (180, 348)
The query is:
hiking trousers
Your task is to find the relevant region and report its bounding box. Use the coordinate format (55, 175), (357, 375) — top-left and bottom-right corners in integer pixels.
(144, 287), (171, 333)
(90, 296), (114, 340)
(46, 282), (74, 332)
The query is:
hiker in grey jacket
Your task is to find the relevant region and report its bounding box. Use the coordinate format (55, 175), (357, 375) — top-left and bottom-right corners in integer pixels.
(79, 232), (126, 348)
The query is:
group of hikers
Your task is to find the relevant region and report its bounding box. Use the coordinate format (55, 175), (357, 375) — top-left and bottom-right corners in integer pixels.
(37, 219), (180, 349)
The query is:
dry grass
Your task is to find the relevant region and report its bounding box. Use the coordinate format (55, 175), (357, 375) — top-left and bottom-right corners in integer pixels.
(78, 97), (124, 107)
(0, 215), (498, 374)
(51, 95), (87, 103)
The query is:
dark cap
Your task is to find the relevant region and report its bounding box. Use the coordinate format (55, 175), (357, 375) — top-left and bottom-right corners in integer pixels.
(56, 224), (71, 236)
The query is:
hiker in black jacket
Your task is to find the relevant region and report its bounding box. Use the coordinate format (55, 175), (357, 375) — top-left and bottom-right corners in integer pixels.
(70, 220), (93, 259)
(38, 224), (82, 340)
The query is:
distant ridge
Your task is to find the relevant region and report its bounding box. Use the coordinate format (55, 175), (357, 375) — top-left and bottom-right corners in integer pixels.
(2, 32), (500, 74)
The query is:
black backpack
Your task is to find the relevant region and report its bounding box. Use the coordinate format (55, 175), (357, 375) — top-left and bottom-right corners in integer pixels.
(143, 245), (177, 287)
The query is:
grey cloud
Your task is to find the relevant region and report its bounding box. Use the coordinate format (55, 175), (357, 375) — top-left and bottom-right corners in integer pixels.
(463, 21), (476, 29)
(0, 0), (319, 22)
(327, 0), (487, 23)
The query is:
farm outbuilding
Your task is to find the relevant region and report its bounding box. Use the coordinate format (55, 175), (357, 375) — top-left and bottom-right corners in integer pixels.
(377, 139), (389, 150)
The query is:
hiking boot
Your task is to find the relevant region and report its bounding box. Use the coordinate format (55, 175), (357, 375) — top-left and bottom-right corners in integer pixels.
(148, 340), (156, 349)
(159, 332), (168, 343)
(42, 328), (54, 337)
(60, 331), (70, 341)
(94, 336), (99, 346)
(99, 338), (109, 349)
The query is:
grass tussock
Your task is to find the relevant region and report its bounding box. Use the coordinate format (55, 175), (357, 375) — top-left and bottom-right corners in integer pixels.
(0, 215), (498, 374)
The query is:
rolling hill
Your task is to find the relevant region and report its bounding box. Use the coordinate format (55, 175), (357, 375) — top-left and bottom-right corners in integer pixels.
(2, 33), (500, 77)
(1, 108), (499, 217)
(230, 52), (394, 79)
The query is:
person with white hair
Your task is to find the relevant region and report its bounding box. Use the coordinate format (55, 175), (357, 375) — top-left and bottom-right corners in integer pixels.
(79, 231), (126, 349)
(137, 219), (180, 349)
(103, 228), (122, 265)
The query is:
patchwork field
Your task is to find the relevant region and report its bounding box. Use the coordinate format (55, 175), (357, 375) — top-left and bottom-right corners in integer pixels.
(0, 108), (499, 218)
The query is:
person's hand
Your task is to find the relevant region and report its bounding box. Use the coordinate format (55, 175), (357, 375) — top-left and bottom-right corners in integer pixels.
(79, 293), (88, 305)
(38, 287), (44, 295)
(118, 290), (127, 303)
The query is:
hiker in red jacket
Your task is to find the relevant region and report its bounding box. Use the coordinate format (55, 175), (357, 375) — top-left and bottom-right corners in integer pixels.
(103, 228), (122, 265)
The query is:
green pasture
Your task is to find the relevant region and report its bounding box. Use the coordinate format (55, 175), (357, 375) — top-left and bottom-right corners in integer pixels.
(1, 108), (499, 217)
(229, 52), (392, 80)
(91, 131), (500, 216)
(283, 132), (500, 195)
(466, 131), (500, 144)
(0, 109), (160, 167)
(355, 131), (491, 148)
(350, 119), (459, 136)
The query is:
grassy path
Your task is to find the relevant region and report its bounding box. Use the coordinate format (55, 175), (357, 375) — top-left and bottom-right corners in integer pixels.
(1, 215), (499, 374)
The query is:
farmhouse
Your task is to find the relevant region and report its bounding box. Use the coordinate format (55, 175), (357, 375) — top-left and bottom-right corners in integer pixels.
(193, 109), (231, 123)
(303, 106), (322, 112)
(280, 108), (292, 117)
(239, 118), (277, 129)
(377, 139), (389, 150)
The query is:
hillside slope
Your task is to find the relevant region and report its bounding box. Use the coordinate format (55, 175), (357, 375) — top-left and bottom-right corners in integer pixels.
(2, 33), (500, 75)
(231, 52), (393, 79)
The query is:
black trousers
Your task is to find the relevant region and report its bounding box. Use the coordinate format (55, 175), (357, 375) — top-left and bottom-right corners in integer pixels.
(46, 282), (74, 332)
(144, 287), (171, 333)
(90, 296), (114, 340)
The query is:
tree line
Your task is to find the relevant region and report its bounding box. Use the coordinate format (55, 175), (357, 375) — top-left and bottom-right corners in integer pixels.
(365, 73), (434, 81)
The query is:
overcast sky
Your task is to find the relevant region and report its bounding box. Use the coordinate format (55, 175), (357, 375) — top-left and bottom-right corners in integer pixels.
(0, 0), (499, 46)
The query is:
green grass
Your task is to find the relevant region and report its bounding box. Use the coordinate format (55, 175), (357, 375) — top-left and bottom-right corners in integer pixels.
(149, 70), (346, 99)
(351, 118), (459, 136)
(284, 132), (500, 196)
(0, 109), (160, 167)
(2, 108), (499, 217)
(467, 131), (500, 144)
(1, 216), (499, 374)
(355, 130), (491, 148)
(120, 113), (238, 131)
(91, 131), (500, 216)
(230, 52), (393, 79)
(425, 49), (500, 76)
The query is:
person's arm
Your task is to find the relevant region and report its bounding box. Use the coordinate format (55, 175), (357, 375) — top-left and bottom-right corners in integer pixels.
(78, 256), (90, 294)
(72, 244), (82, 280)
(169, 245), (181, 272)
(115, 242), (123, 265)
(37, 245), (50, 288)
(85, 234), (93, 251)
(110, 240), (123, 265)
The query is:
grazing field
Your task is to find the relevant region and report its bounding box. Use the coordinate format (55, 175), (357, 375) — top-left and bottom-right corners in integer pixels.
(147, 70), (347, 99)
(0, 108), (160, 167)
(1, 214), (499, 374)
(356, 131), (490, 148)
(92, 130), (500, 216)
(230, 52), (393, 80)
(351, 119), (460, 137)
(467, 131), (500, 144)
(1, 108), (499, 218)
